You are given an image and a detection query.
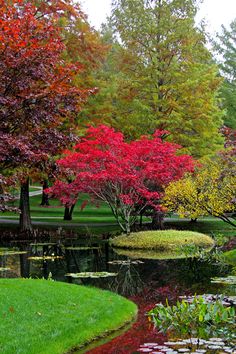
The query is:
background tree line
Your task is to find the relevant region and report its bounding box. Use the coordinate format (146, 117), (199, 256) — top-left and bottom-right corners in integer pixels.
(0, 0), (235, 232)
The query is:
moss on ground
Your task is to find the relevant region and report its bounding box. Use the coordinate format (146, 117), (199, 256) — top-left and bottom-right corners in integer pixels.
(110, 230), (214, 251)
(0, 279), (137, 354)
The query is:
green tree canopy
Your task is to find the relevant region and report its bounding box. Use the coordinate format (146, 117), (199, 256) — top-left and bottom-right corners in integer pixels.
(94, 0), (224, 158)
(214, 19), (236, 129)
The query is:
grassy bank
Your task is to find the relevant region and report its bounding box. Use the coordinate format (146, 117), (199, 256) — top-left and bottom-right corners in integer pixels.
(0, 279), (137, 354)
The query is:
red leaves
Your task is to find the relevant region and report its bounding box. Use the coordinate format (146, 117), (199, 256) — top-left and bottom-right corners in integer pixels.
(80, 199), (89, 211)
(87, 284), (182, 354)
(0, 0), (92, 170)
(50, 125), (195, 231)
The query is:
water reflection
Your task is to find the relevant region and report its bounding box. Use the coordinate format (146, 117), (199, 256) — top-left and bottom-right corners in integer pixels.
(0, 239), (234, 297)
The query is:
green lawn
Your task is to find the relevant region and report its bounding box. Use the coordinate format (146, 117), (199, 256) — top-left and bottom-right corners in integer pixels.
(1, 191), (235, 238)
(165, 219), (236, 238)
(0, 279), (137, 354)
(5, 193), (116, 220)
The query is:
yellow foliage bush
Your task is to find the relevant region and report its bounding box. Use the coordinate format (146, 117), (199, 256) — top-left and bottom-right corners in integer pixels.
(164, 163), (236, 224)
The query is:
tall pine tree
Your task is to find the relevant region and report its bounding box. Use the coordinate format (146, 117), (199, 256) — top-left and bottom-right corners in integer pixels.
(215, 19), (236, 129)
(96, 0), (224, 158)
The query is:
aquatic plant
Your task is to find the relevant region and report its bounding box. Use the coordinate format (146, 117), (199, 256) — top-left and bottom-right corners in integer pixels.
(149, 295), (236, 341)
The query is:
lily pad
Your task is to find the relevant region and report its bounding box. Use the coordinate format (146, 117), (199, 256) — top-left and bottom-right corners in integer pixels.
(30, 243), (57, 246)
(108, 260), (144, 265)
(0, 251), (27, 256)
(28, 256), (63, 261)
(138, 337), (236, 354)
(0, 267), (11, 271)
(65, 272), (118, 279)
(211, 276), (236, 285)
(179, 294), (236, 306)
(64, 247), (100, 251)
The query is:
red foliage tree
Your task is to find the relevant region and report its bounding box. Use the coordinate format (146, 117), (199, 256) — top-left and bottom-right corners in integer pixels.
(0, 0), (94, 229)
(49, 125), (195, 233)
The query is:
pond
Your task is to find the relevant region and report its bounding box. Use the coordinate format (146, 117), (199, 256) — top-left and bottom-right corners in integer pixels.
(0, 236), (235, 353)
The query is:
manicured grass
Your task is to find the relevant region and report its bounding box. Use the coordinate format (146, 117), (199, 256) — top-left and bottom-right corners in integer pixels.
(5, 194), (115, 219)
(110, 230), (214, 250)
(2, 190), (235, 238)
(165, 219), (235, 238)
(0, 279), (137, 354)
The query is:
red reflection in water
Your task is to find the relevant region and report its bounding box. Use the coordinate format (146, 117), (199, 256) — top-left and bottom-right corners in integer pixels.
(87, 285), (182, 354)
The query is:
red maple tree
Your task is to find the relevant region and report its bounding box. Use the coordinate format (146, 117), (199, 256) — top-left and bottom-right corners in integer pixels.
(49, 125), (195, 233)
(0, 0), (95, 228)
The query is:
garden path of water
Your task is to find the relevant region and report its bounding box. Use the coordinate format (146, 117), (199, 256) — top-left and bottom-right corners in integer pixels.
(0, 236), (235, 354)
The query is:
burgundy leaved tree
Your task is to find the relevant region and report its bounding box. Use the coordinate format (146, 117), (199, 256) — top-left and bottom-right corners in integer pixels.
(0, 0), (94, 232)
(49, 125), (195, 233)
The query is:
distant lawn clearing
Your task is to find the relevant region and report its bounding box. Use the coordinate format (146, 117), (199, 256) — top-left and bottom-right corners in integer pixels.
(0, 279), (137, 354)
(110, 230), (214, 250)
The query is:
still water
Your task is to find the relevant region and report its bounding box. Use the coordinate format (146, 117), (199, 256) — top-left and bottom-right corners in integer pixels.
(0, 236), (235, 353)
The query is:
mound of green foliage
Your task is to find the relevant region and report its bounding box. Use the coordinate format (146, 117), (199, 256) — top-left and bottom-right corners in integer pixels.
(0, 279), (137, 354)
(110, 230), (214, 251)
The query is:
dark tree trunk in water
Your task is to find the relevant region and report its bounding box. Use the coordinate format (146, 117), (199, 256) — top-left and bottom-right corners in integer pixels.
(19, 246), (30, 277)
(139, 213), (143, 227)
(64, 204), (75, 220)
(40, 179), (50, 206)
(152, 211), (164, 230)
(19, 177), (33, 233)
(190, 218), (197, 223)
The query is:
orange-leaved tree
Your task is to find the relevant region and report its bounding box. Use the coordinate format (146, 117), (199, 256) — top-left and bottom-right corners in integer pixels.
(0, 0), (94, 231)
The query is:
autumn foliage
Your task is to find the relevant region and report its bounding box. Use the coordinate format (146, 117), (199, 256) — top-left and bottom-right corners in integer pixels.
(49, 125), (194, 233)
(0, 0), (98, 215)
(0, 0), (92, 170)
(164, 161), (236, 227)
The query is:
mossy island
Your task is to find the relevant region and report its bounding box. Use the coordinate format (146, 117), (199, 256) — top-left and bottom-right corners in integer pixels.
(110, 230), (214, 253)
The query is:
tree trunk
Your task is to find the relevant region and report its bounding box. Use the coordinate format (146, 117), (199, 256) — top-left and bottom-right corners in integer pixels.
(190, 218), (197, 223)
(19, 177), (33, 233)
(19, 245), (30, 277)
(64, 204), (75, 220)
(139, 213), (143, 227)
(152, 211), (164, 230)
(40, 179), (50, 206)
